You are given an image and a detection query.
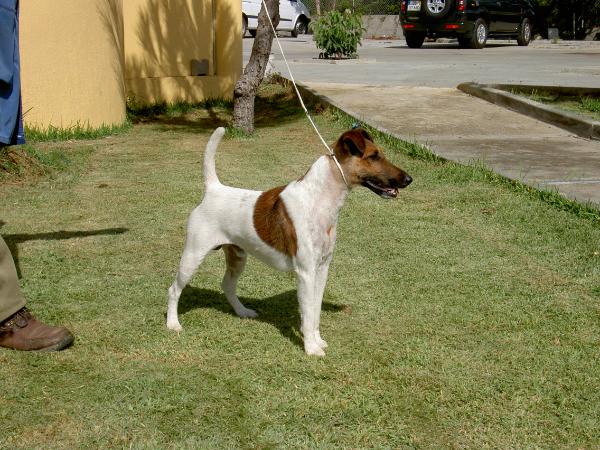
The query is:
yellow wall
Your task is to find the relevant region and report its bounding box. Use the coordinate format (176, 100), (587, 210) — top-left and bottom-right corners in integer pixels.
(19, 0), (241, 130)
(124, 0), (242, 105)
(20, 0), (126, 130)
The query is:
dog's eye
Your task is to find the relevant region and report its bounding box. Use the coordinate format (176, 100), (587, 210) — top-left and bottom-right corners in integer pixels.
(368, 152), (380, 160)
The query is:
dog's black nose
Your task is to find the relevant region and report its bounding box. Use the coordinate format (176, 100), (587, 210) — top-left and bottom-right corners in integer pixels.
(402, 174), (412, 188)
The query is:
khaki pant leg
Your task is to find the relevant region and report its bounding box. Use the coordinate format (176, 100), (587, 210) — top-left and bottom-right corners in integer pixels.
(0, 235), (26, 322)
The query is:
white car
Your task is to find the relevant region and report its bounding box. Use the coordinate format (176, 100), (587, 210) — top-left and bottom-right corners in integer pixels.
(242, 0), (311, 38)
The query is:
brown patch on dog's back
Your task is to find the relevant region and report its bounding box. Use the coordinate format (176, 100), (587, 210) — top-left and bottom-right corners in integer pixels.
(253, 186), (298, 257)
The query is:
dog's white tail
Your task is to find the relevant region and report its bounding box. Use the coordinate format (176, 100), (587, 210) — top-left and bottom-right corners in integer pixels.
(204, 127), (225, 188)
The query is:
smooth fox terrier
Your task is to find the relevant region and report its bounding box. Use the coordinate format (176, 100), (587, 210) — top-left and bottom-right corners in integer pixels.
(167, 127), (412, 356)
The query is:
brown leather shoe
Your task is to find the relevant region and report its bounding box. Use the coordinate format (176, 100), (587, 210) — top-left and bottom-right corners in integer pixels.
(0, 308), (74, 351)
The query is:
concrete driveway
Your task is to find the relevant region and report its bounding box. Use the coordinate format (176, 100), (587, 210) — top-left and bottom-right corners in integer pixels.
(244, 38), (600, 207)
(245, 38), (600, 88)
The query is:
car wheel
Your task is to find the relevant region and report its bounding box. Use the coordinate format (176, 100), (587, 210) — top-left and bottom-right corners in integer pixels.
(291, 18), (308, 38)
(249, 29), (257, 38)
(424, 0), (454, 19)
(242, 16), (248, 38)
(516, 18), (532, 46)
(468, 18), (488, 49)
(405, 31), (426, 48)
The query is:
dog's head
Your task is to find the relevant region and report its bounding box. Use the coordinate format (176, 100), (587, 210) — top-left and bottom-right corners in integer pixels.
(334, 128), (412, 198)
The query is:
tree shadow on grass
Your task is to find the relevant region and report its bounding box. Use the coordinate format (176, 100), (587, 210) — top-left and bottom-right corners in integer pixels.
(178, 286), (346, 350)
(128, 100), (232, 131)
(1, 227), (128, 278)
(254, 89), (307, 129)
(128, 84), (308, 135)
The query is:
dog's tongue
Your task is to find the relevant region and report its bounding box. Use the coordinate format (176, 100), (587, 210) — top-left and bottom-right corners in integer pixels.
(365, 180), (398, 198)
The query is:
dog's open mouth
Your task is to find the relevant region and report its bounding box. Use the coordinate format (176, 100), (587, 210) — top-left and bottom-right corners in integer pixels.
(363, 180), (398, 199)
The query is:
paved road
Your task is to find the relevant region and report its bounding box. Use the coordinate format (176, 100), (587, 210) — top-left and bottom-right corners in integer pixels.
(243, 38), (600, 207)
(244, 37), (600, 88)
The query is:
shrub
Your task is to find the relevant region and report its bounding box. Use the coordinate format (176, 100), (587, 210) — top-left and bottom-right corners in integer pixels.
(310, 10), (364, 59)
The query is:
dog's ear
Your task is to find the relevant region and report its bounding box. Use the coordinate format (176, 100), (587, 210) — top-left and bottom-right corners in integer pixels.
(360, 129), (373, 143)
(341, 130), (365, 157)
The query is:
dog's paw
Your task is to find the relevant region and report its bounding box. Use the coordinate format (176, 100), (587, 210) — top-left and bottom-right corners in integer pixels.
(316, 336), (328, 349)
(166, 321), (183, 332)
(304, 342), (326, 357)
(237, 307), (258, 319)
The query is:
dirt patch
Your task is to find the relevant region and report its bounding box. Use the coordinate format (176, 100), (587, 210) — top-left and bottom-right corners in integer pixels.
(0, 146), (46, 178)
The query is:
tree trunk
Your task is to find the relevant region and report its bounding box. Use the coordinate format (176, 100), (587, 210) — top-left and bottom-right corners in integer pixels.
(315, 0), (321, 15)
(233, 0), (279, 134)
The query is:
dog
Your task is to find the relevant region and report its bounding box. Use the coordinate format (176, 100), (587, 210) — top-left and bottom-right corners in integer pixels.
(167, 127), (412, 356)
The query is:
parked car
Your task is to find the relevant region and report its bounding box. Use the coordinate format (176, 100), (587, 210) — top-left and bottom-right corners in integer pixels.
(242, 0), (311, 38)
(399, 0), (537, 49)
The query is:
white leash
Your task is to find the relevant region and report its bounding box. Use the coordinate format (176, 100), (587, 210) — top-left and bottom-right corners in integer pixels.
(259, 0), (350, 188)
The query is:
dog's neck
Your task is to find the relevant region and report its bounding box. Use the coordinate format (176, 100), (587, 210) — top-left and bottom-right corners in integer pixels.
(291, 156), (350, 221)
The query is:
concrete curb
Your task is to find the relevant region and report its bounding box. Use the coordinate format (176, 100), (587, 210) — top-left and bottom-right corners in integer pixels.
(457, 82), (600, 141)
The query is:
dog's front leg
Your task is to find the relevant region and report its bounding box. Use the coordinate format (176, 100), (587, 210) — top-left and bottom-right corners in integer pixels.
(297, 268), (325, 356)
(312, 259), (332, 350)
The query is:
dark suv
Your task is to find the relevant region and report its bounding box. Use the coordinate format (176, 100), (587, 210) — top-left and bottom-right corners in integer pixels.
(399, 0), (536, 49)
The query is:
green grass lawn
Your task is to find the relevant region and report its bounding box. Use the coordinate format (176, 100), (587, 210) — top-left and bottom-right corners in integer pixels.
(515, 89), (600, 122)
(1, 84), (599, 449)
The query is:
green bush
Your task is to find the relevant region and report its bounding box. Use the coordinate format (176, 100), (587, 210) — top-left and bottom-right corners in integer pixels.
(310, 10), (364, 59)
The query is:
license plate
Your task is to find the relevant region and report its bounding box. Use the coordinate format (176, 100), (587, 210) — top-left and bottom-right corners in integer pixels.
(407, 0), (421, 11)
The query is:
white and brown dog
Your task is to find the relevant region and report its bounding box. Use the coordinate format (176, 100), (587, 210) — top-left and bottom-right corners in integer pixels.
(167, 127), (412, 356)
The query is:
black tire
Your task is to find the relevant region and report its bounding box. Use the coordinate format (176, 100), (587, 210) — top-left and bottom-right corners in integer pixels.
(468, 18), (488, 49)
(249, 29), (257, 38)
(291, 17), (308, 38)
(405, 31), (426, 48)
(424, 0), (454, 19)
(242, 16), (248, 38)
(516, 18), (532, 46)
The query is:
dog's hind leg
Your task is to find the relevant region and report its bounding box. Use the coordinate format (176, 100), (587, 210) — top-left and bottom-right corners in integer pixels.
(221, 245), (257, 318)
(166, 240), (214, 332)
